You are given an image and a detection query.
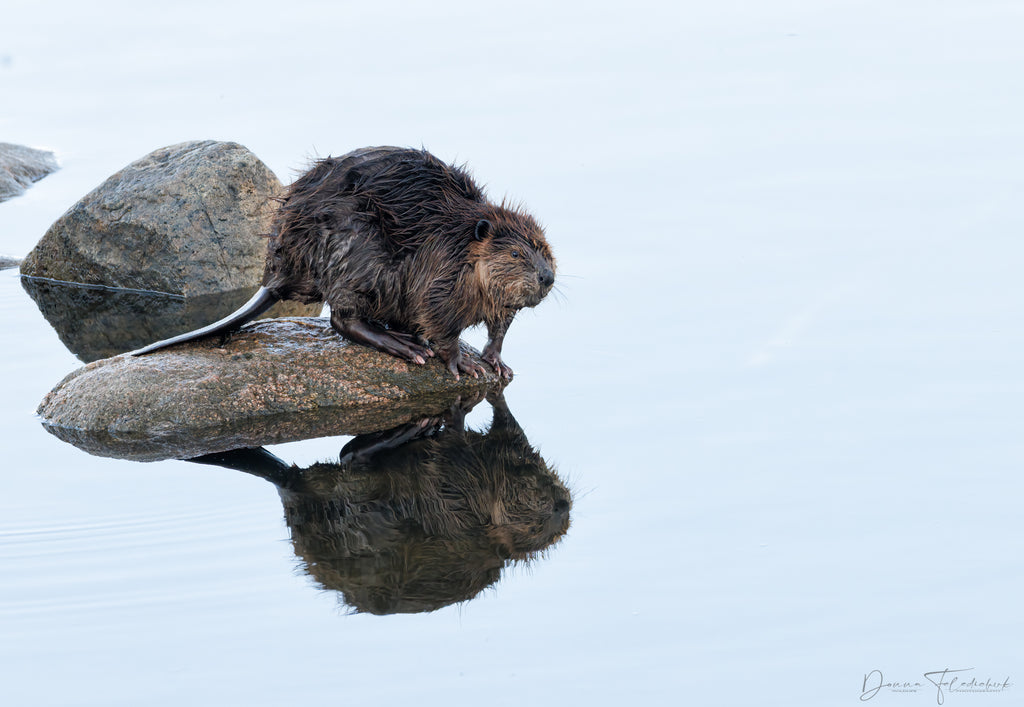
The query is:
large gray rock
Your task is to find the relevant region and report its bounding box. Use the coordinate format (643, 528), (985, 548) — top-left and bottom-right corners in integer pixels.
(38, 318), (502, 461)
(0, 143), (59, 202)
(20, 140), (298, 297)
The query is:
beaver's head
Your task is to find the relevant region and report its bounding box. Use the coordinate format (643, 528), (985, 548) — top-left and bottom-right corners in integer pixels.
(470, 206), (556, 312)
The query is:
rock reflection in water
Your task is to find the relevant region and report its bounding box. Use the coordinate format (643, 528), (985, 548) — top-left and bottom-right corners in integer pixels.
(192, 392), (571, 615)
(20, 276), (319, 362)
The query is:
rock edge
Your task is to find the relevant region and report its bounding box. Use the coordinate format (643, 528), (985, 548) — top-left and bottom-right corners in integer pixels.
(38, 318), (502, 461)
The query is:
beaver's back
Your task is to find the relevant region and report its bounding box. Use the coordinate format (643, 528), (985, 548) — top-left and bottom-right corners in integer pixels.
(262, 147), (485, 308)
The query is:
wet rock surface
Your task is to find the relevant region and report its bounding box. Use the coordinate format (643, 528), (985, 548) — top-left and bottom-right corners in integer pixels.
(38, 318), (502, 461)
(21, 277), (320, 363)
(19, 140), (289, 296)
(0, 143), (59, 202)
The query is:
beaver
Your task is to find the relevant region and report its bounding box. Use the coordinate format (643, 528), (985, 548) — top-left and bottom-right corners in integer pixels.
(190, 391), (572, 614)
(132, 147), (556, 379)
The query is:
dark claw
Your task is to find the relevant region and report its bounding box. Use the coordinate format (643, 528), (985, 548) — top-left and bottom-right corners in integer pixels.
(462, 356), (486, 379)
(443, 352), (487, 380)
(482, 351), (514, 380)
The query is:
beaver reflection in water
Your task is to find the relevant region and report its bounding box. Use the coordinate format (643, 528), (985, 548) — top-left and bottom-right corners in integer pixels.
(135, 147), (556, 380)
(193, 392), (571, 614)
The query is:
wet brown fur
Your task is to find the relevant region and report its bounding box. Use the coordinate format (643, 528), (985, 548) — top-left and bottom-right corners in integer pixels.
(262, 147), (555, 377)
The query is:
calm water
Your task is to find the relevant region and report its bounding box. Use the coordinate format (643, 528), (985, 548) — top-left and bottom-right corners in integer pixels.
(3, 1), (1023, 705)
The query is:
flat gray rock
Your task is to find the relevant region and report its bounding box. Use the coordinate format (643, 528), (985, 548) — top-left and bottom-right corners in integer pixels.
(0, 143), (59, 202)
(38, 318), (502, 461)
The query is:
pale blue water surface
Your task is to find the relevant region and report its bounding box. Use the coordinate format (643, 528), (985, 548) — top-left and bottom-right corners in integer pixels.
(2, 1), (1023, 705)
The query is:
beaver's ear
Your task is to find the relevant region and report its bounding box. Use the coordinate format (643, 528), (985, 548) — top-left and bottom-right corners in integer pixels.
(474, 219), (492, 241)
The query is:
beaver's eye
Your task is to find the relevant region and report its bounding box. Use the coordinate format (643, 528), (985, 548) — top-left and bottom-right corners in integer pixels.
(511, 250), (520, 258)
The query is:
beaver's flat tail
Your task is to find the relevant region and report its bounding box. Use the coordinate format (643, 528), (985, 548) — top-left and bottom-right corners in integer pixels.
(131, 287), (280, 356)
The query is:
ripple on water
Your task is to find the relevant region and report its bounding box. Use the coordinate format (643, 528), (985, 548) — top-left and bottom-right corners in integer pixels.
(0, 503), (288, 622)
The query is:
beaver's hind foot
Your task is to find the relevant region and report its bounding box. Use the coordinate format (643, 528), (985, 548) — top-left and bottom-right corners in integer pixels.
(331, 315), (434, 365)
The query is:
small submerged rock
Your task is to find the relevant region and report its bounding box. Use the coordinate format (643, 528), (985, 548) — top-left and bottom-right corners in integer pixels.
(38, 318), (502, 461)
(0, 143), (59, 202)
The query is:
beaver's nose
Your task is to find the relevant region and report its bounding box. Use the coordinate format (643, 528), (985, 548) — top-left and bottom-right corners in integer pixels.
(538, 267), (554, 288)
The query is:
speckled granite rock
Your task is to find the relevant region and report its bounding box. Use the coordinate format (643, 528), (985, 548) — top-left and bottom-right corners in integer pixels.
(37, 318), (502, 461)
(20, 140), (315, 301)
